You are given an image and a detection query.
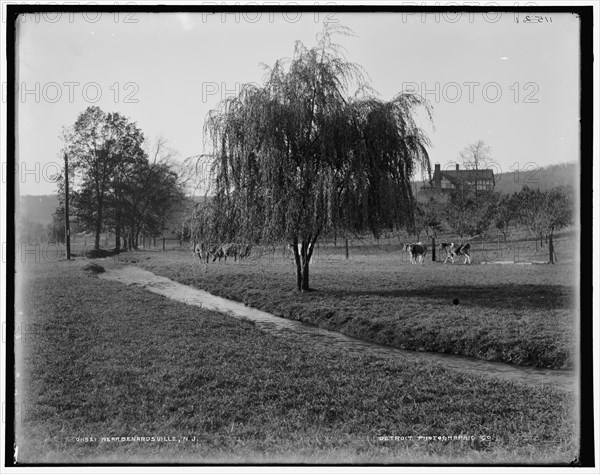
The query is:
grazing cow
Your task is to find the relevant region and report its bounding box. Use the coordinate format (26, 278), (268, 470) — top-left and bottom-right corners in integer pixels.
(192, 242), (222, 263)
(402, 242), (427, 264)
(206, 244), (225, 263)
(192, 241), (207, 262)
(454, 243), (471, 264)
(440, 242), (455, 263)
(238, 244), (252, 260)
(208, 243), (253, 263)
(440, 242), (471, 264)
(221, 243), (238, 262)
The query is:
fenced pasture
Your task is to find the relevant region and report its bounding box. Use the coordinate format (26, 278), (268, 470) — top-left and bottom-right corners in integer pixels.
(15, 259), (578, 463)
(114, 232), (577, 371)
(17, 225), (577, 266)
(14, 227), (577, 370)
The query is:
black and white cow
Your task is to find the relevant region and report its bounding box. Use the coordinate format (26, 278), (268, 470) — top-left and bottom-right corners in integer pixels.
(403, 242), (427, 264)
(440, 242), (471, 264)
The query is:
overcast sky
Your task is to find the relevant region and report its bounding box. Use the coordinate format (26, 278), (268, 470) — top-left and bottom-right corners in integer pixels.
(15, 9), (580, 195)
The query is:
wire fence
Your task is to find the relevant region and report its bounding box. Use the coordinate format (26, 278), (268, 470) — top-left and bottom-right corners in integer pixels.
(13, 228), (576, 266)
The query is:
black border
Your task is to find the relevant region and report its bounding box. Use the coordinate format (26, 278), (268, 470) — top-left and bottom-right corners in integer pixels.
(4, 3), (595, 469)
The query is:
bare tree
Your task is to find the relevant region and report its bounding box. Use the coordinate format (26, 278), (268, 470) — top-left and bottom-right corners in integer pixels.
(459, 140), (492, 199)
(120, 137), (185, 250)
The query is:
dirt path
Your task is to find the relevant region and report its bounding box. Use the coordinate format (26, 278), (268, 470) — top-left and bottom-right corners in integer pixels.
(99, 261), (576, 392)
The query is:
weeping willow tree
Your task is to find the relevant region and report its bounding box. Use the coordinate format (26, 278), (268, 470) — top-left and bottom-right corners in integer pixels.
(205, 25), (433, 291)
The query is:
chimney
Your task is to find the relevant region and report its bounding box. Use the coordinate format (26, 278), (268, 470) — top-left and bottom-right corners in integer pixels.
(456, 164), (460, 171)
(434, 163), (441, 190)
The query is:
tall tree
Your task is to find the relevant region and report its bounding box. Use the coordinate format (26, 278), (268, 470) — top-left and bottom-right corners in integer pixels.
(205, 25), (432, 291)
(61, 107), (146, 250)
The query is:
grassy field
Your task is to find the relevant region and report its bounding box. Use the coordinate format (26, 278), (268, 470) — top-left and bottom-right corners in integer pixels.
(122, 242), (577, 370)
(15, 260), (577, 464)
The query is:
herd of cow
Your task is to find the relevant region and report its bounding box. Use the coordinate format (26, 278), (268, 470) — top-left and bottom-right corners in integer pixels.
(192, 242), (252, 263)
(402, 241), (472, 265)
(193, 240), (472, 265)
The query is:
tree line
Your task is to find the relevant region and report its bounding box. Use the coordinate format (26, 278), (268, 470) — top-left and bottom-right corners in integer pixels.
(55, 106), (186, 253)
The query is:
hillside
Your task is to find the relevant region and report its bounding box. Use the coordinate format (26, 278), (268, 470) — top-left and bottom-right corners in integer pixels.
(17, 194), (207, 230)
(19, 194), (61, 226)
(493, 162), (577, 194)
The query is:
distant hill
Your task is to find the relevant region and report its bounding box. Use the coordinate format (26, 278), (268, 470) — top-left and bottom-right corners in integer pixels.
(493, 162), (577, 194)
(17, 193), (208, 233)
(19, 194), (60, 226)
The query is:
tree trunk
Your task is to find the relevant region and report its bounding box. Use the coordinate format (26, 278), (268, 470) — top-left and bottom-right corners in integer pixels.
(94, 193), (104, 251)
(64, 153), (71, 260)
(115, 220), (121, 253)
(432, 236), (436, 262)
(293, 243), (303, 292)
(301, 259), (310, 291)
(293, 239), (315, 292)
(548, 232), (556, 264)
(94, 215), (102, 251)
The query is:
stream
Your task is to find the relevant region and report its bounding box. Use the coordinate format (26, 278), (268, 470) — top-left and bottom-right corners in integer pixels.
(99, 261), (576, 392)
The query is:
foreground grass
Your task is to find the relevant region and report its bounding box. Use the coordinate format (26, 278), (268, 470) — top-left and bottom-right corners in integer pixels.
(128, 246), (576, 370)
(15, 260), (577, 464)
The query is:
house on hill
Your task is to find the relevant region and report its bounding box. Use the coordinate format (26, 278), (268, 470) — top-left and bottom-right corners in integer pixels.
(417, 163), (495, 202)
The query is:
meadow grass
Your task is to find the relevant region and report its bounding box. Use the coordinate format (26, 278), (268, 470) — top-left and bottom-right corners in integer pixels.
(15, 260), (577, 464)
(127, 244), (576, 370)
